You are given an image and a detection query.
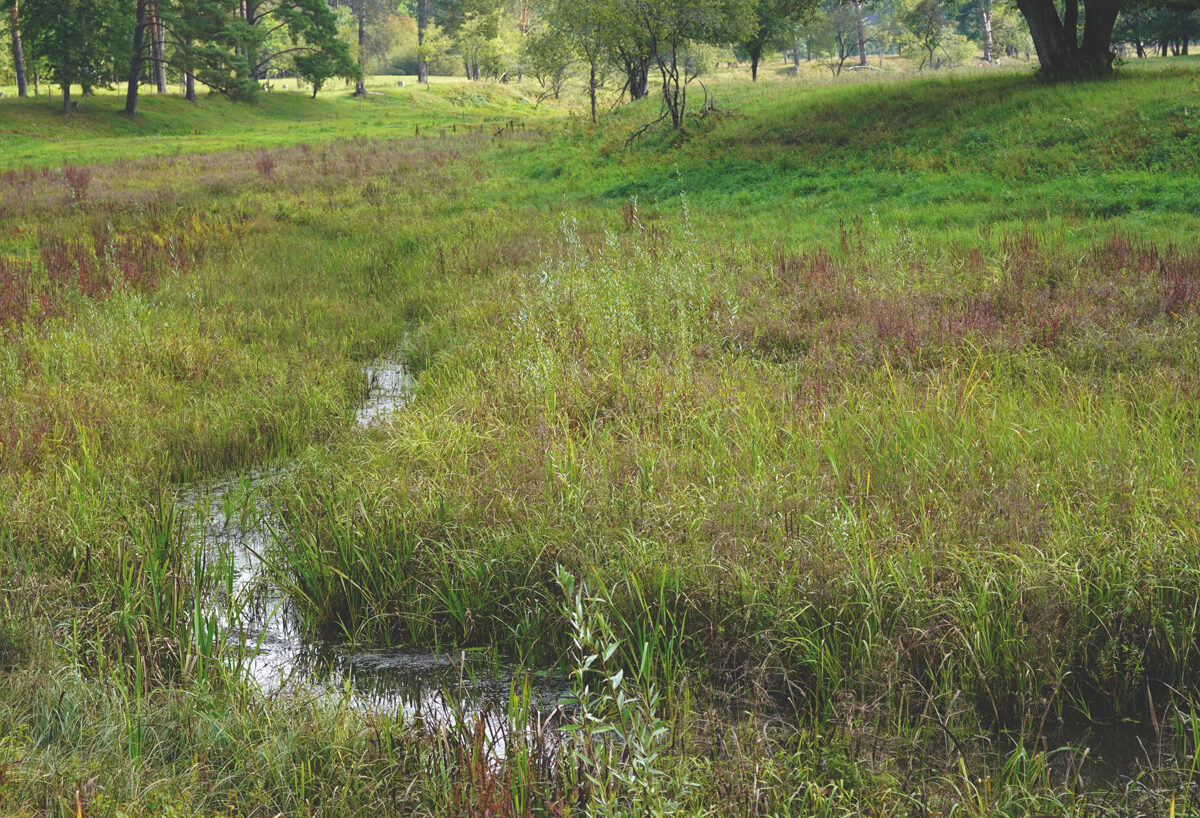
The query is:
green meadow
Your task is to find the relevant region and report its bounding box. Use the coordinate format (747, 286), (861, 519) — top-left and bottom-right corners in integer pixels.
(1, 60), (1200, 815)
(0, 75), (550, 170)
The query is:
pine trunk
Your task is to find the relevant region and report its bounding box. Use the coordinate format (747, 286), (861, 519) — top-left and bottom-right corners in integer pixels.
(149, 2), (166, 93)
(417, 0), (428, 84)
(124, 0), (148, 115)
(10, 0), (26, 97)
(185, 38), (196, 102)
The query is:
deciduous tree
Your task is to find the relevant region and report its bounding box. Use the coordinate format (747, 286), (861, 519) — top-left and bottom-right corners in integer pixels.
(544, 0), (607, 120)
(740, 0), (816, 80)
(417, 0), (429, 81)
(21, 0), (117, 112)
(628, 0), (753, 129)
(1015, 0), (1196, 77)
(522, 20), (575, 102)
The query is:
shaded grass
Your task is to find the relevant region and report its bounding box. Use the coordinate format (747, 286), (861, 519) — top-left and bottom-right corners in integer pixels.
(504, 59), (1200, 245)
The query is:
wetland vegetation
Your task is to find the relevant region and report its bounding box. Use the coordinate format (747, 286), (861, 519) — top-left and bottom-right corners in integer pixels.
(1, 22), (1200, 815)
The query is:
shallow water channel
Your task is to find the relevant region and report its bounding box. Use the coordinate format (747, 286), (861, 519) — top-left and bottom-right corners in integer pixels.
(174, 359), (1192, 785)
(180, 357), (569, 726)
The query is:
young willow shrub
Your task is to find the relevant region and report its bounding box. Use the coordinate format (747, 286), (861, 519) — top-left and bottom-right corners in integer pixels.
(513, 205), (741, 404)
(556, 565), (689, 816)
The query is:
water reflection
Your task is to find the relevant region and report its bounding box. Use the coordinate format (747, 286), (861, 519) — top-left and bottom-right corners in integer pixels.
(180, 356), (569, 726)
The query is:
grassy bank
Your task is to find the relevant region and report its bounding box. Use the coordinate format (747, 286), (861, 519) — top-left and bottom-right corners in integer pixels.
(2, 63), (1199, 814)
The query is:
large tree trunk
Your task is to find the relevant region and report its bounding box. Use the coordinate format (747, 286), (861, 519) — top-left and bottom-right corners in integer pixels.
(1079, 0), (1120, 68)
(626, 57), (650, 100)
(978, 0), (995, 62)
(354, 0), (366, 95)
(1015, 0), (1118, 78)
(61, 84), (70, 114)
(243, 1), (267, 80)
(149, 2), (166, 92)
(750, 46), (761, 81)
(9, 0), (26, 97)
(124, 0), (148, 115)
(417, 0), (428, 83)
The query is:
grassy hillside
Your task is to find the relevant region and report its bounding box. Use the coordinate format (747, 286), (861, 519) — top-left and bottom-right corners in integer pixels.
(1, 61), (1199, 815)
(510, 58), (1200, 238)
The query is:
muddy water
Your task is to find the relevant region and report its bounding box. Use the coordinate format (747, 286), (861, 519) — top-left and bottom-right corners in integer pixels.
(182, 357), (568, 724)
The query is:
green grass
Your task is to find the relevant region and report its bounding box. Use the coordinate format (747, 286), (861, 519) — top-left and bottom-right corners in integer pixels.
(507, 57), (1200, 238)
(0, 78), (554, 170)
(2, 60), (1200, 814)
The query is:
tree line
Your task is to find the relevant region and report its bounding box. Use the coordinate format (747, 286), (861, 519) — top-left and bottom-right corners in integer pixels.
(1, 0), (361, 113)
(2, 0), (1197, 119)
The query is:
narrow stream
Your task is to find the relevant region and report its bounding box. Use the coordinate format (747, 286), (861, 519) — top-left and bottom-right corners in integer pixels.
(180, 356), (568, 726)
(175, 358), (1189, 783)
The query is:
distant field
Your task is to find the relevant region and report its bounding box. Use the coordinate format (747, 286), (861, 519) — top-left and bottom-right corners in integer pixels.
(0, 75), (555, 170)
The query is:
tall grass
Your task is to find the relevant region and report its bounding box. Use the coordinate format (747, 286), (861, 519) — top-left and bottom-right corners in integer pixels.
(272, 205), (1200, 726)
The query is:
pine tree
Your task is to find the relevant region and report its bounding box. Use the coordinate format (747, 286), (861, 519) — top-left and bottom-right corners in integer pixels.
(175, 0), (357, 100)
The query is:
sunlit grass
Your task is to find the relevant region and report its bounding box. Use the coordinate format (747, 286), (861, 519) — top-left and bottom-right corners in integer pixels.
(0, 76), (559, 170)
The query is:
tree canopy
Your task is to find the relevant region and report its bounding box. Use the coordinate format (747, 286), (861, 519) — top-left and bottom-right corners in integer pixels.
(21, 0), (125, 111)
(6, 0), (1198, 119)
